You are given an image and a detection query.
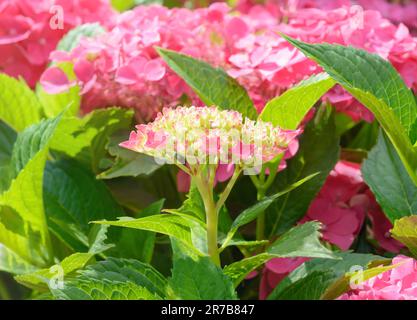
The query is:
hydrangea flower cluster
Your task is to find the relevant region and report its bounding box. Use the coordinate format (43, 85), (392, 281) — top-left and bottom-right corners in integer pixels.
(339, 255), (417, 300)
(41, 2), (417, 123)
(260, 160), (402, 299)
(41, 4), (231, 121)
(229, 1), (417, 121)
(0, 0), (116, 87)
(120, 106), (300, 169)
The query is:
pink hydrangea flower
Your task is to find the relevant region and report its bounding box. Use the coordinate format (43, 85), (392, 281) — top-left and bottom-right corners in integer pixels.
(339, 255), (417, 300)
(300, 161), (367, 250)
(0, 0), (116, 87)
(120, 106), (300, 170)
(260, 160), (403, 299)
(231, 1), (417, 120)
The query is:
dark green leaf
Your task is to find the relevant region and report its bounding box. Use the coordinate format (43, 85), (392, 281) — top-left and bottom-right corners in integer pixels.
(157, 48), (257, 119)
(266, 107), (340, 235)
(362, 131), (417, 223)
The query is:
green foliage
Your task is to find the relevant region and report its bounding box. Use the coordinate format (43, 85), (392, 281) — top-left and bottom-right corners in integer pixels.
(94, 214), (198, 254)
(50, 107), (133, 171)
(156, 48), (257, 120)
(391, 216), (417, 258)
(170, 255), (237, 299)
(268, 252), (381, 300)
(15, 252), (95, 291)
(0, 74), (43, 131)
(265, 107), (340, 236)
(97, 132), (161, 179)
(283, 35), (417, 185)
(223, 222), (338, 286)
(260, 73), (335, 129)
(0, 116), (63, 267)
(51, 258), (167, 300)
(43, 159), (125, 252)
(36, 63), (81, 118)
(362, 131), (417, 222)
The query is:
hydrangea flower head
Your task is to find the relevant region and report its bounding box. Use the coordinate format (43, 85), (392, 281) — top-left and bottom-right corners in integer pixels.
(120, 106), (300, 170)
(0, 0), (116, 87)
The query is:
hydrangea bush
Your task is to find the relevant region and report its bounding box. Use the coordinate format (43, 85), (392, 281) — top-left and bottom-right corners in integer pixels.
(1, 0), (417, 301)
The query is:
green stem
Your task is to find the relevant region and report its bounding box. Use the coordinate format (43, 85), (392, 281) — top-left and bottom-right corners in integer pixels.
(255, 187), (266, 240)
(194, 174), (221, 266)
(215, 168), (242, 214)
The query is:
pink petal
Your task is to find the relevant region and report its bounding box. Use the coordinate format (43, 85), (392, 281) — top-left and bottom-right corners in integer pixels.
(40, 67), (73, 94)
(144, 60), (166, 81)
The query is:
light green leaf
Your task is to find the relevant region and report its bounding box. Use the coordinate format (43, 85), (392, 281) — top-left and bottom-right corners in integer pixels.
(9, 116), (62, 179)
(156, 48), (257, 120)
(260, 73), (335, 129)
(109, 199), (165, 263)
(362, 131), (417, 223)
(0, 74), (43, 131)
(391, 216), (417, 258)
(36, 63), (81, 118)
(282, 35), (417, 185)
(50, 107), (133, 171)
(51, 258), (167, 300)
(0, 244), (37, 275)
(94, 214), (196, 253)
(0, 115), (64, 267)
(266, 107), (340, 236)
(57, 23), (105, 52)
(15, 252), (94, 291)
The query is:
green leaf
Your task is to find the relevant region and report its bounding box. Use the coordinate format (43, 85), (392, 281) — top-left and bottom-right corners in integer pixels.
(97, 132), (160, 179)
(282, 35), (417, 185)
(0, 244), (37, 275)
(51, 258), (167, 300)
(0, 116), (63, 267)
(221, 173), (318, 248)
(267, 222), (336, 259)
(94, 214), (197, 253)
(273, 271), (337, 300)
(0, 121), (16, 193)
(362, 131), (417, 223)
(10, 116), (62, 179)
(170, 255), (236, 300)
(36, 63), (81, 118)
(391, 216), (417, 258)
(223, 222), (337, 286)
(50, 107), (133, 171)
(260, 73), (335, 129)
(15, 252), (95, 291)
(0, 74), (43, 131)
(165, 183), (206, 221)
(109, 199), (165, 263)
(156, 48), (257, 120)
(43, 159), (124, 252)
(266, 107), (340, 236)
(268, 252), (381, 300)
(56, 23), (105, 52)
